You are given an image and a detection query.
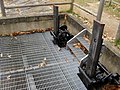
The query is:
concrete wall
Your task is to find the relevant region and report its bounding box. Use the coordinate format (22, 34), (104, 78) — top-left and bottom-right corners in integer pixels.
(100, 42), (120, 74)
(66, 14), (86, 35)
(0, 14), (65, 35)
(0, 13), (86, 35)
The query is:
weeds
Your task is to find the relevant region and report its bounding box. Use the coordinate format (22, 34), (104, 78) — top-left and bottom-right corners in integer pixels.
(115, 39), (120, 49)
(105, 1), (120, 19)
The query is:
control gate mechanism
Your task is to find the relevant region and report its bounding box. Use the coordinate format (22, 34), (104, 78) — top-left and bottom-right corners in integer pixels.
(50, 6), (73, 47)
(78, 20), (120, 90)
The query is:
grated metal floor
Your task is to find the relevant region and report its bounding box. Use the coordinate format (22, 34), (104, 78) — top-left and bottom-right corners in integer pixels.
(0, 32), (86, 90)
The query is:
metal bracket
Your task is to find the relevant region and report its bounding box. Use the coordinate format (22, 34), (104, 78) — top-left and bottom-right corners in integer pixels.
(78, 20), (120, 90)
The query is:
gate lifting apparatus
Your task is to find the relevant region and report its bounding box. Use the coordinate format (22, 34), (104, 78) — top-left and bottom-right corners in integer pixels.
(78, 21), (120, 89)
(50, 6), (73, 47)
(51, 6), (120, 90)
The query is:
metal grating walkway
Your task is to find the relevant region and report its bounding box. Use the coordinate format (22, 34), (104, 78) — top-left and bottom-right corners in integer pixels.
(0, 32), (86, 90)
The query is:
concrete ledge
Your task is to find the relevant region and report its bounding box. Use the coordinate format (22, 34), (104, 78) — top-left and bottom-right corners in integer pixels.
(104, 41), (120, 58)
(0, 13), (65, 35)
(0, 13), (65, 25)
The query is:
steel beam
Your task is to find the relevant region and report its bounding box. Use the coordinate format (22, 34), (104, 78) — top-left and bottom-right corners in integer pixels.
(86, 20), (105, 77)
(53, 5), (59, 36)
(96, 0), (105, 21)
(70, 0), (74, 11)
(116, 22), (120, 40)
(0, 0), (6, 16)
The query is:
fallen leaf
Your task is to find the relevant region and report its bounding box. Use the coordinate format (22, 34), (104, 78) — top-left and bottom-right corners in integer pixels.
(7, 54), (11, 58)
(44, 57), (47, 61)
(64, 57), (69, 63)
(38, 62), (46, 68)
(38, 58), (47, 68)
(73, 42), (88, 54)
(78, 61), (80, 65)
(83, 35), (90, 44)
(11, 36), (18, 40)
(43, 57), (47, 64)
(0, 28), (53, 37)
(73, 43), (81, 48)
(7, 75), (11, 80)
(103, 34), (107, 38)
(0, 53), (3, 57)
(83, 20), (88, 24)
(14, 37), (17, 39)
(58, 47), (61, 51)
(101, 84), (120, 90)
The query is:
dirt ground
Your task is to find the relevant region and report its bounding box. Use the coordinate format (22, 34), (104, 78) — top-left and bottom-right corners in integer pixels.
(80, 2), (120, 39)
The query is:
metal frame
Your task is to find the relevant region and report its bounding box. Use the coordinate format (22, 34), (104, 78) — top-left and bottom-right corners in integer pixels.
(53, 5), (59, 36)
(85, 20), (105, 77)
(78, 20), (105, 89)
(77, 20), (120, 90)
(116, 22), (120, 40)
(0, 0), (105, 21)
(0, 0), (6, 16)
(96, 0), (105, 21)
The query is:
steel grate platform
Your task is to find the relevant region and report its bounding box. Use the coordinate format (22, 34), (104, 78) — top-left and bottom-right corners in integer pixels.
(0, 32), (86, 90)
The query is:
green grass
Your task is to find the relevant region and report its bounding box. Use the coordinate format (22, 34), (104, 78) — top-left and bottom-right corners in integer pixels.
(114, 0), (120, 3)
(66, 9), (73, 13)
(104, 2), (120, 19)
(74, 0), (98, 6)
(74, 0), (120, 19)
(60, 0), (120, 19)
(115, 39), (120, 49)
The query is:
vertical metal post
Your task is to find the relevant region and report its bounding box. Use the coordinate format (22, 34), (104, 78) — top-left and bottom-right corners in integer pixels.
(70, 0), (74, 11)
(53, 5), (59, 36)
(86, 20), (105, 77)
(116, 22), (120, 40)
(0, 0), (6, 16)
(109, 0), (112, 6)
(96, 0), (105, 21)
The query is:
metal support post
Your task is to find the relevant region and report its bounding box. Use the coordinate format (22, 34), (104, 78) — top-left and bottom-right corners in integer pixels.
(109, 0), (112, 6)
(96, 0), (105, 21)
(116, 22), (120, 40)
(53, 5), (59, 36)
(0, 0), (6, 16)
(78, 20), (105, 89)
(86, 20), (105, 77)
(70, 0), (74, 11)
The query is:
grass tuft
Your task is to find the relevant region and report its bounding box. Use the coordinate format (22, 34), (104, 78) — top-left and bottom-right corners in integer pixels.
(115, 39), (120, 49)
(105, 2), (120, 19)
